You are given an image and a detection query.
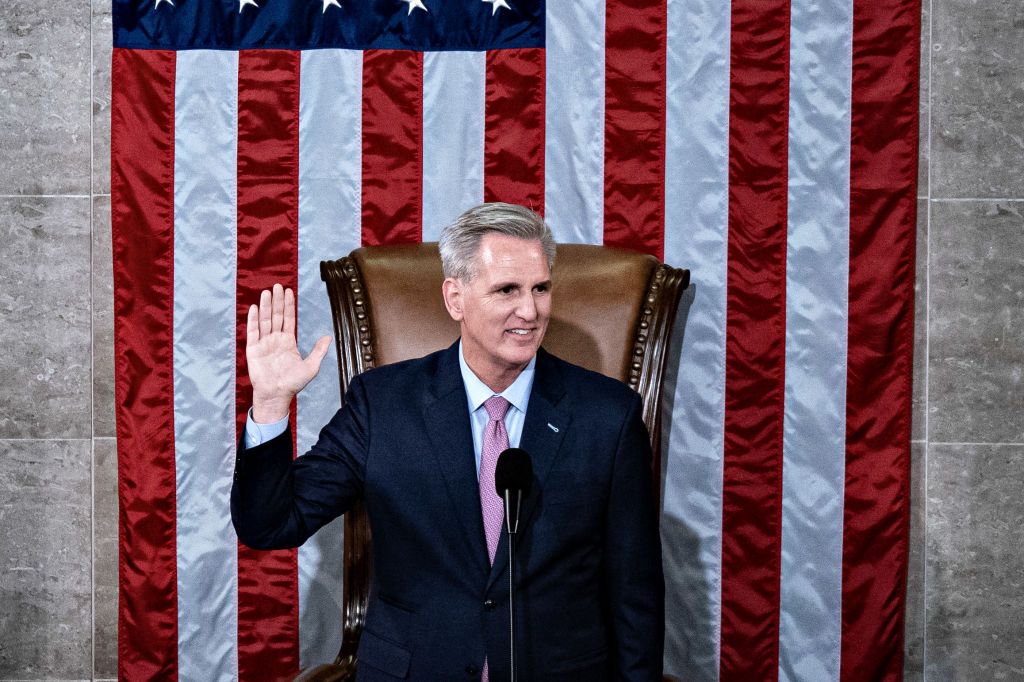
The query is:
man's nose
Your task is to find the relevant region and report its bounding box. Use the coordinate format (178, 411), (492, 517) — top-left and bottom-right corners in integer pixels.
(515, 292), (538, 320)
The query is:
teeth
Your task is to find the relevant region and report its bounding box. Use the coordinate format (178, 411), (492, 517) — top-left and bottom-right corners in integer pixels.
(509, 329), (529, 335)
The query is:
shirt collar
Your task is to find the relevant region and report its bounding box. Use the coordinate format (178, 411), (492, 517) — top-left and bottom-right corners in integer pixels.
(458, 340), (535, 414)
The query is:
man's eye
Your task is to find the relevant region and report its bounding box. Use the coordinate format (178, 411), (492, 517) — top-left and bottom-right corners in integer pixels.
(500, 286), (515, 294)
(534, 284), (549, 293)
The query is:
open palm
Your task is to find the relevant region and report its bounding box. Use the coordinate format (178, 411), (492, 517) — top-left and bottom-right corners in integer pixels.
(246, 283), (331, 421)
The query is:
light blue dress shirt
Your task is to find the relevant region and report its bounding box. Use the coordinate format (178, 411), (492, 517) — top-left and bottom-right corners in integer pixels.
(244, 342), (535, 477)
(458, 342), (534, 474)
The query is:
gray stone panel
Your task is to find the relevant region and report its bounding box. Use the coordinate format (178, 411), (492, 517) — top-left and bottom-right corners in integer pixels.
(0, 439), (91, 678)
(928, 200), (1024, 443)
(904, 442), (925, 681)
(912, 199), (927, 442)
(926, 443), (1024, 678)
(931, 0), (1024, 198)
(94, 196), (115, 438)
(0, 0), (90, 195)
(0, 197), (91, 439)
(94, 438), (118, 679)
(93, 0), (112, 195)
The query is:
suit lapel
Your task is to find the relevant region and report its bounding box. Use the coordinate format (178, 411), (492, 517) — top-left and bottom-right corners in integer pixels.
(487, 348), (571, 590)
(422, 343), (490, 577)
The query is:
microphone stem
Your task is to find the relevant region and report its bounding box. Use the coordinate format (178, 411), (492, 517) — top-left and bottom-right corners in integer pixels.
(508, 532), (515, 682)
(506, 492), (518, 682)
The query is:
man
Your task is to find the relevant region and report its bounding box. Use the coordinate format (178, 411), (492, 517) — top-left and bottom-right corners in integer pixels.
(232, 203), (664, 681)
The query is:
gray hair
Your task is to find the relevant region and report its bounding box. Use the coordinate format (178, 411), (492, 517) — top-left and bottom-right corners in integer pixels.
(438, 202), (556, 281)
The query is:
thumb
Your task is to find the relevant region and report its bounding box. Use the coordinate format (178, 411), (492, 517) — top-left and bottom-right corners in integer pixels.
(305, 335), (332, 372)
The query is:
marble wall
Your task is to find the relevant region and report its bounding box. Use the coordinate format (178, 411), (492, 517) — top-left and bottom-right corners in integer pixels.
(0, 0), (117, 679)
(905, 1), (1024, 678)
(0, 0), (1020, 679)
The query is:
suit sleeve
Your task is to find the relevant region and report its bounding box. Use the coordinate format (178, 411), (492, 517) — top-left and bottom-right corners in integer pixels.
(230, 373), (371, 550)
(603, 392), (665, 680)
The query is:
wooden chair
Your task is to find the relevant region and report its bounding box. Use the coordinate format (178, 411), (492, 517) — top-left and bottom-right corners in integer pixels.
(297, 242), (689, 681)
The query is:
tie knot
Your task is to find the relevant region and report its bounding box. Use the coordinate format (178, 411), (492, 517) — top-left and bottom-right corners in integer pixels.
(484, 395), (511, 421)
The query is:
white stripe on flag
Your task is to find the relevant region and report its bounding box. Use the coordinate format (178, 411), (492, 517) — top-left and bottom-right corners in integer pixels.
(661, 0), (732, 678)
(422, 51), (485, 241)
(778, 0), (852, 678)
(297, 48), (364, 669)
(544, 0), (605, 245)
(172, 49), (240, 682)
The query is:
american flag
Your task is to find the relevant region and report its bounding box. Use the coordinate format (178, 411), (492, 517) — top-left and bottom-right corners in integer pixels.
(110, 0), (919, 679)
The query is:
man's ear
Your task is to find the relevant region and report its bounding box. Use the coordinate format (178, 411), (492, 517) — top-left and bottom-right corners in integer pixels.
(442, 278), (464, 322)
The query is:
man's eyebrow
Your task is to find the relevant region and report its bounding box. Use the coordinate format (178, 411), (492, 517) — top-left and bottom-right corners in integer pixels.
(492, 279), (552, 290)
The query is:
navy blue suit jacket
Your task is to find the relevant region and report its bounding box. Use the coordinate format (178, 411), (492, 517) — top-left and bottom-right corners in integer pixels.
(231, 342), (664, 681)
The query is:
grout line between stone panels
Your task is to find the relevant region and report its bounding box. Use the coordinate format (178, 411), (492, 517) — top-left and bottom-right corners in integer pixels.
(923, 2), (932, 678)
(931, 197), (1024, 202)
(928, 441), (1024, 447)
(0, 437), (94, 442)
(0, 192), (91, 197)
(90, 0), (98, 675)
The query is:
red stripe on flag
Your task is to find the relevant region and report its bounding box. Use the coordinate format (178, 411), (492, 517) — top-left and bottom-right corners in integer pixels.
(841, 1), (919, 678)
(111, 47), (179, 682)
(236, 49), (301, 681)
(719, 2), (791, 678)
(484, 48), (545, 212)
(603, 0), (667, 259)
(362, 50), (423, 246)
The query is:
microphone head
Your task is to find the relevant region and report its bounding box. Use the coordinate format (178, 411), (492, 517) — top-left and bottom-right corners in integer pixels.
(495, 448), (533, 497)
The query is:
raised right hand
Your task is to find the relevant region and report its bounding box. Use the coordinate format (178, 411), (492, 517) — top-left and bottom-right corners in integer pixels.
(245, 283), (332, 423)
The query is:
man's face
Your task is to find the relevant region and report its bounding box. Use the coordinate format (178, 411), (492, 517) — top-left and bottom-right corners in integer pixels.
(442, 233), (552, 389)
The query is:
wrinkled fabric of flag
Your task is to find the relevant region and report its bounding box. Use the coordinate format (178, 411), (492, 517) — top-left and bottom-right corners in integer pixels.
(110, 0), (919, 679)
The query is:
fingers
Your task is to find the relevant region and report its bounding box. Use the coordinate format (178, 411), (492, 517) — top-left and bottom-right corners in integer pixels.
(259, 289), (272, 337)
(246, 304), (259, 345)
(254, 283), (298, 340)
(283, 286), (296, 336)
(271, 282), (285, 334)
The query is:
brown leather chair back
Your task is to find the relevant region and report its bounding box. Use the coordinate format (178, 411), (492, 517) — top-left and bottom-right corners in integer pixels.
(305, 242), (688, 680)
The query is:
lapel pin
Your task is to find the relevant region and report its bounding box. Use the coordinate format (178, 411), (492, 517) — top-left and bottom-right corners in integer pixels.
(547, 423), (559, 433)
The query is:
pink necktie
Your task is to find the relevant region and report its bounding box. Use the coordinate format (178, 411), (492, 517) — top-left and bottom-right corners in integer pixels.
(480, 395), (511, 565)
(480, 396), (510, 682)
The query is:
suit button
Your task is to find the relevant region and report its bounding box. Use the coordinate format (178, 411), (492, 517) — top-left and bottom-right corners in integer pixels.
(483, 599), (496, 611)
(465, 664), (479, 675)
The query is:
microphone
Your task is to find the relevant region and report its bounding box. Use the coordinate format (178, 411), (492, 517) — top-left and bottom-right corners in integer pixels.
(494, 448), (532, 682)
(495, 448), (533, 535)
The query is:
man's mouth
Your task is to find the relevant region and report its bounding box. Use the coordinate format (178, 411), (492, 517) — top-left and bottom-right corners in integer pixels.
(506, 328), (532, 336)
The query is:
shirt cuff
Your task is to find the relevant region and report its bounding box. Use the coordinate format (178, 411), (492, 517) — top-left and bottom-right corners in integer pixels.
(244, 407), (289, 449)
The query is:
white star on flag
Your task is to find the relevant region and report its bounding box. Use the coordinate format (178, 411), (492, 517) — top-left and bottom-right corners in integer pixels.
(401, 0), (428, 14)
(482, 0), (510, 14)
(322, 0), (341, 11)
(239, 0), (258, 12)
